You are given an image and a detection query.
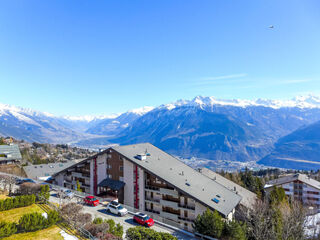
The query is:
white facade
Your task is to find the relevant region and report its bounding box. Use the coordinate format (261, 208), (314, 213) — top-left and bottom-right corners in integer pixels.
(123, 159), (134, 207)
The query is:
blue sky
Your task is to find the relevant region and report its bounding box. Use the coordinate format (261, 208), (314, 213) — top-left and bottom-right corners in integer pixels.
(0, 0), (320, 116)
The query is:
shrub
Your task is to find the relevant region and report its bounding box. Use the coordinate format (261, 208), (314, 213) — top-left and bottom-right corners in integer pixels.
(93, 217), (103, 224)
(18, 212), (48, 232)
(126, 226), (177, 240)
(0, 195), (36, 211)
(38, 185), (50, 202)
(47, 210), (60, 227)
(104, 219), (123, 237)
(0, 221), (17, 238)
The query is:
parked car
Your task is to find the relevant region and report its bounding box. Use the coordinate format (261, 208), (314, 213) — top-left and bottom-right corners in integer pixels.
(57, 188), (74, 199)
(133, 212), (154, 227)
(106, 201), (128, 216)
(16, 178), (36, 185)
(84, 196), (100, 206)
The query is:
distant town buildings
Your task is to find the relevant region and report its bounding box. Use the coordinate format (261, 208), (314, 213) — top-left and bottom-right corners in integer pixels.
(52, 143), (244, 231)
(265, 173), (320, 213)
(0, 144), (22, 164)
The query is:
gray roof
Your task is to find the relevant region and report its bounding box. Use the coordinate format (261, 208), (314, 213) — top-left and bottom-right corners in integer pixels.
(23, 159), (83, 180)
(112, 143), (242, 217)
(199, 168), (257, 210)
(0, 144), (22, 161)
(265, 173), (320, 190)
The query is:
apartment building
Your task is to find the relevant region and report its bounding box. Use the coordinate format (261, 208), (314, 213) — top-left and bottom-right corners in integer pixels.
(265, 173), (320, 212)
(199, 168), (257, 210)
(52, 143), (242, 231)
(0, 144), (22, 164)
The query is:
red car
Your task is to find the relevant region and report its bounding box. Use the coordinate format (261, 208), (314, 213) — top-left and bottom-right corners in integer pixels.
(84, 196), (100, 206)
(133, 212), (154, 227)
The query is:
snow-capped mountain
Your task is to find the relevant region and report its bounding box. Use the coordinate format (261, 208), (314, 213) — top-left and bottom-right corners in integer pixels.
(2, 94), (320, 169)
(159, 94), (320, 110)
(0, 103), (153, 143)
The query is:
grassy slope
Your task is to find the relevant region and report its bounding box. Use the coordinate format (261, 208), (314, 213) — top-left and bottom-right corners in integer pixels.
(0, 204), (43, 223)
(0, 198), (64, 240)
(3, 225), (63, 240)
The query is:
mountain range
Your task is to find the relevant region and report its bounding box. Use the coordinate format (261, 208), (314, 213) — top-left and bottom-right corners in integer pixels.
(1, 95), (320, 170)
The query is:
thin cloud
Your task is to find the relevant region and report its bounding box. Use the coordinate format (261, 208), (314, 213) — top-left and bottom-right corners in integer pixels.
(277, 79), (313, 85)
(200, 73), (247, 81)
(192, 73), (248, 86)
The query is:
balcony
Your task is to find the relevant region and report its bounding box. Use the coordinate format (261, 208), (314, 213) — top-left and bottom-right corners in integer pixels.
(160, 188), (179, 197)
(145, 208), (160, 215)
(145, 185), (160, 193)
(160, 211), (178, 221)
(178, 204), (195, 211)
(160, 199), (178, 208)
(72, 180), (90, 188)
(178, 216), (194, 223)
(71, 172), (90, 180)
(145, 197), (160, 204)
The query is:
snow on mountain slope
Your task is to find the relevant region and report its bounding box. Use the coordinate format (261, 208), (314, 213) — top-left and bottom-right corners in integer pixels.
(159, 94), (320, 111)
(2, 93), (320, 157)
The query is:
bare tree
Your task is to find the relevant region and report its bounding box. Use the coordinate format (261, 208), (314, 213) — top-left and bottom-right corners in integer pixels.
(244, 200), (273, 240)
(85, 222), (109, 237)
(0, 175), (16, 195)
(241, 199), (307, 240)
(281, 201), (306, 240)
(60, 203), (84, 224)
(76, 213), (92, 228)
(19, 182), (41, 195)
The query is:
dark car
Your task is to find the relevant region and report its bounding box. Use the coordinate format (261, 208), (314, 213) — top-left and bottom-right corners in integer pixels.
(84, 196), (100, 206)
(133, 212), (154, 227)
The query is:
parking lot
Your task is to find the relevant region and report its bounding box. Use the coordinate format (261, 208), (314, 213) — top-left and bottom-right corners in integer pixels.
(49, 192), (195, 240)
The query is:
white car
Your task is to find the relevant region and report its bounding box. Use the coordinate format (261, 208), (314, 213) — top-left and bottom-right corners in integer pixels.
(58, 188), (74, 199)
(106, 201), (128, 216)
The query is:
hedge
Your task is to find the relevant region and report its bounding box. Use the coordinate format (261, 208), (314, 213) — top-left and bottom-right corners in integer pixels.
(0, 195), (36, 211)
(18, 210), (61, 232)
(0, 210), (60, 238)
(0, 221), (17, 238)
(126, 226), (178, 240)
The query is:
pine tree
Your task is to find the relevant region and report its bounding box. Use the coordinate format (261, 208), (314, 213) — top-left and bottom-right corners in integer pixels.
(76, 180), (82, 192)
(225, 220), (247, 240)
(193, 208), (224, 238)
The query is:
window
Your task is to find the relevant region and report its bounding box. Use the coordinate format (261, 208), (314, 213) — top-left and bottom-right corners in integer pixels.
(119, 166), (123, 171)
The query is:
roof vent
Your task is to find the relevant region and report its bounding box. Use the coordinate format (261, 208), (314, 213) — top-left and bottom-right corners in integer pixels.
(136, 154), (146, 161)
(212, 198), (220, 204)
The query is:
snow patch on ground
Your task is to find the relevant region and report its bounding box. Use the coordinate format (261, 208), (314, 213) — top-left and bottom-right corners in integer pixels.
(60, 230), (78, 240)
(305, 213), (320, 237)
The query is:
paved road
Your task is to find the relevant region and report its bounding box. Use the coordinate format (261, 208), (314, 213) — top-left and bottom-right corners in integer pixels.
(49, 193), (195, 240)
